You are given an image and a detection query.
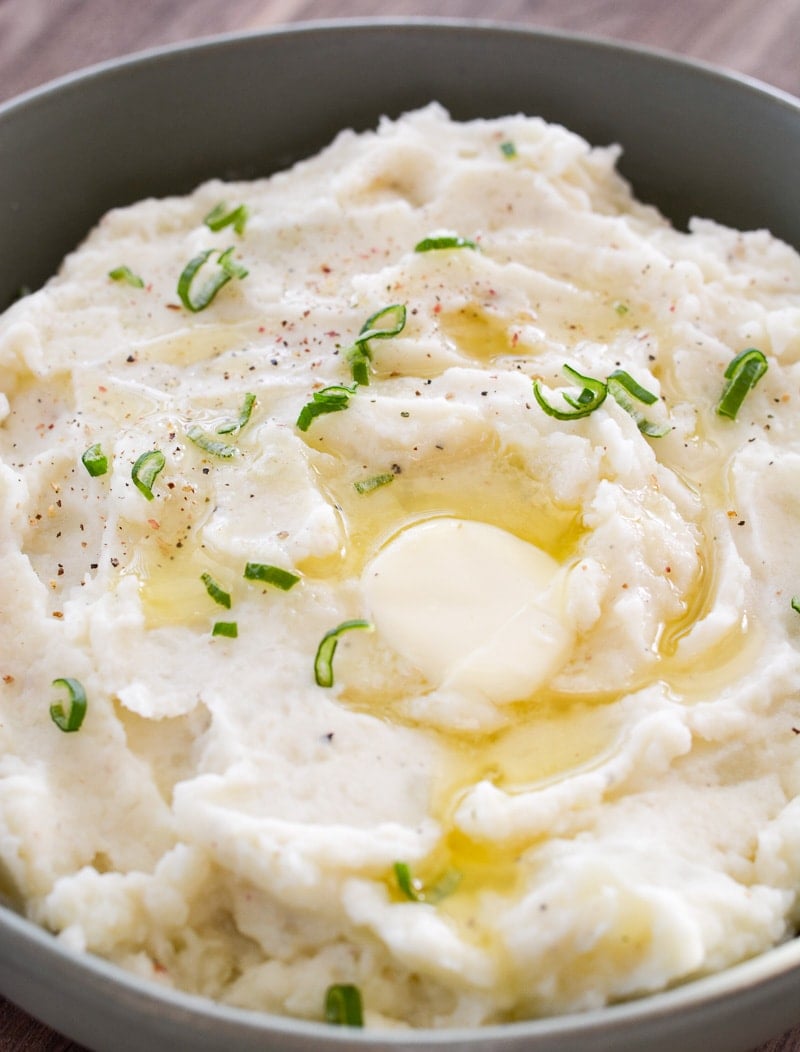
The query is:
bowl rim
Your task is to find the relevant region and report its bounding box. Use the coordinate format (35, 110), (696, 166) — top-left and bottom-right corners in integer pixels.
(1, 16), (799, 1048)
(0, 14), (797, 120)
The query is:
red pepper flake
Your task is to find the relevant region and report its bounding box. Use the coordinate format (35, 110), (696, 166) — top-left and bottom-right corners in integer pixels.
(147, 519), (160, 530)
(2, 675), (14, 684)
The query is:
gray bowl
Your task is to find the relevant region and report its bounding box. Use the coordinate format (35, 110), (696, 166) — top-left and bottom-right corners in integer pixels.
(1, 19), (799, 1052)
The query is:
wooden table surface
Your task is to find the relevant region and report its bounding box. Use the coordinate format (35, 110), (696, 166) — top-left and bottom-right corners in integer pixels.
(0, 0), (799, 1049)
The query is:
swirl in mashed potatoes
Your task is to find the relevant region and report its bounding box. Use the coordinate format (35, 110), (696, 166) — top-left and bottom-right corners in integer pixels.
(1, 104), (800, 1026)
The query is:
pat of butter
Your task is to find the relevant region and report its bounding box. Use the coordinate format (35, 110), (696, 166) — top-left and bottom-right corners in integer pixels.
(363, 518), (574, 708)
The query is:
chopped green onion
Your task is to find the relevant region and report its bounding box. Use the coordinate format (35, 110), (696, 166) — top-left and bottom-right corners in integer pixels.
(607, 369), (669, 437)
(243, 563), (300, 590)
(203, 201), (249, 235)
(792, 597), (800, 615)
(186, 426), (238, 458)
(324, 984), (364, 1027)
(296, 384), (357, 432)
(347, 344), (371, 386)
(354, 473), (394, 495)
(81, 443), (108, 477)
(212, 621), (238, 638)
(108, 265), (144, 288)
(50, 677), (87, 733)
(357, 303), (407, 344)
(499, 140), (517, 158)
(716, 348), (768, 420)
(200, 572), (231, 609)
(613, 301), (629, 316)
(314, 619), (373, 688)
(131, 450), (165, 501)
(177, 246), (248, 312)
(533, 364), (607, 420)
(393, 861), (423, 901)
(607, 369), (658, 405)
(393, 861), (462, 904)
(414, 234), (479, 252)
(346, 304), (407, 386)
(216, 392), (256, 435)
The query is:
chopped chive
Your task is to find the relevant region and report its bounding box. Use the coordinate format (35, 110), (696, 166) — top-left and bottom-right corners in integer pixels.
(50, 677), (87, 733)
(613, 301), (630, 316)
(607, 370), (669, 437)
(357, 303), (407, 343)
(346, 304), (407, 386)
(347, 344), (371, 386)
(200, 572), (231, 609)
(186, 426), (238, 458)
(533, 364), (607, 420)
(314, 620), (373, 688)
(216, 392), (256, 435)
(499, 140), (517, 158)
(716, 348), (768, 420)
(108, 265), (144, 288)
(212, 621), (238, 638)
(414, 234), (479, 252)
(393, 861), (423, 901)
(354, 473), (394, 495)
(131, 450), (165, 501)
(393, 861), (462, 904)
(177, 246), (248, 312)
(203, 201), (249, 235)
(81, 443), (108, 477)
(607, 370), (658, 405)
(324, 984), (363, 1027)
(792, 597), (800, 615)
(296, 384), (357, 432)
(243, 563), (300, 590)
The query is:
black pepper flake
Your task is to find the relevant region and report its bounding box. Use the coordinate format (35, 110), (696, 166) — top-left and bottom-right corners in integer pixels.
(110, 557), (119, 568)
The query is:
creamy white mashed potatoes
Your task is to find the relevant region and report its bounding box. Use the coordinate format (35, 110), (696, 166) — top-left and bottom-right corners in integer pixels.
(1, 104), (800, 1027)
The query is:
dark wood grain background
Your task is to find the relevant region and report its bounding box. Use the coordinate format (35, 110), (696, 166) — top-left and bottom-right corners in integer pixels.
(0, 0), (798, 1049)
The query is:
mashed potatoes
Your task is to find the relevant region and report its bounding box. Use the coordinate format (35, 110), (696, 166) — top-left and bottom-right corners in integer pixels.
(1, 104), (800, 1027)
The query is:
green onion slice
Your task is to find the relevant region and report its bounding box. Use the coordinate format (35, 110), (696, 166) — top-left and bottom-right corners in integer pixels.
(212, 621), (238, 638)
(177, 247), (248, 312)
(346, 304), (407, 386)
(200, 572), (231, 609)
(533, 364), (607, 420)
(131, 450), (165, 501)
(203, 201), (249, 235)
(607, 369), (669, 437)
(354, 473), (394, 495)
(108, 265), (144, 288)
(324, 984), (364, 1027)
(314, 619), (373, 688)
(50, 677), (87, 733)
(792, 597), (800, 615)
(499, 140), (517, 158)
(393, 861), (423, 901)
(81, 443), (108, 477)
(187, 426), (238, 458)
(414, 234), (479, 252)
(393, 861), (462, 904)
(296, 384), (357, 432)
(216, 392), (256, 435)
(716, 347), (768, 420)
(243, 563), (300, 590)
